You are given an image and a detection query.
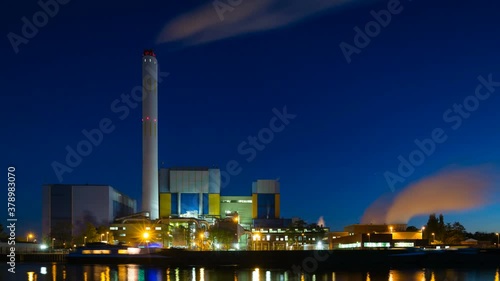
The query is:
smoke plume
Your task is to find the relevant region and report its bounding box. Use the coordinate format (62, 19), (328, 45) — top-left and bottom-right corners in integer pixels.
(361, 167), (498, 224)
(317, 216), (325, 227)
(157, 0), (361, 47)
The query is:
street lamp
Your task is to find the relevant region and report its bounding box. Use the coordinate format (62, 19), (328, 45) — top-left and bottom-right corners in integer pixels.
(496, 233), (499, 248)
(389, 226), (393, 233)
(100, 234), (104, 242)
(27, 233), (33, 242)
(367, 233), (371, 243)
(432, 233), (435, 244)
(84, 236), (87, 246)
(422, 226), (425, 239)
(106, 231), (109, 243)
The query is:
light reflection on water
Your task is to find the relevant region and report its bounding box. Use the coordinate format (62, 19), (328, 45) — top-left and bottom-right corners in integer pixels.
(0, 264), (498, 281)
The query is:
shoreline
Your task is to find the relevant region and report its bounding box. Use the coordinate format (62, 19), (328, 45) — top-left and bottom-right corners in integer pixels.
(4, 248), (497, 269)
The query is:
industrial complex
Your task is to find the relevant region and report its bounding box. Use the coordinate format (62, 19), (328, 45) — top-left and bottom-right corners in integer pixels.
(41, 50), (456, 251)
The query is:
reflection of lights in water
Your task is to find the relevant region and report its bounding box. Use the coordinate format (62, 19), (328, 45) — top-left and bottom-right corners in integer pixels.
(101, 272), (106, 281)
(127, 265), (139, 281)
(41, 267), (47, 275)
(284, 271), (289, 281)
(27, 271), (35, 281)
(175, 268), (180, 281)
(84, 272), (88, 281)
(52, 263), (57, 281)
(252, 268), (260, 281)
(366, 272), (371, 281)
(200, 268), (205, 281)
(105, 266), (110, 281)
(118, 265), (127, 281)
(266, 271), (271, 281)
(312, 274), (316, 281)
(495, 268), (499, 281)
(332, 272), (336, 281)
(300, 273), (305, 281)
(63, 269), (66, 280)
(234, 272), (238, 281)
(388, 271), (394, 281)
(431, 272), (435, 281)
(166, 269), (170, 281)
(192, 267), (196, 281)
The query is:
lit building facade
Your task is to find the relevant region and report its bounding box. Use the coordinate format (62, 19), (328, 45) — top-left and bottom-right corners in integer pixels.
(42, 184), (137, 239)
(220, 196), (253, 230)
(252, 180), (280, 219)
(158, 167), (221, 218)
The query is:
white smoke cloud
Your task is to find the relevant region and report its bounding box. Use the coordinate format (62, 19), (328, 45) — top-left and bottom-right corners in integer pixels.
(157, 0), (363, 47)
(317, 216), (325, 227)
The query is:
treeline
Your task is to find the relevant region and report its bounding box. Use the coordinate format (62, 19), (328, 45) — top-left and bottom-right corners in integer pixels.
(406, 213), (499, 244)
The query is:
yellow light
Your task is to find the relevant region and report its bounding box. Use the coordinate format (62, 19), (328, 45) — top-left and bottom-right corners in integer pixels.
(143, 232), (149, 239)
(200, 233), (204, 239)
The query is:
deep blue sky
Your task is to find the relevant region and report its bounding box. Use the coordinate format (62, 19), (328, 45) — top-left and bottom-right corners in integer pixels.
(2, 0), (500, 239)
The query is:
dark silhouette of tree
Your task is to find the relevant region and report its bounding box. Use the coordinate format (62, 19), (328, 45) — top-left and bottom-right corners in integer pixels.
(425, 214), (439, 240)
(437, 214), (445, 241)
(210, 228), (235, 250)
(0, 224), (8, 240)
(442, 222), (466, 244)
(406, 226), (418, 232)
(51, 221), (73, 247)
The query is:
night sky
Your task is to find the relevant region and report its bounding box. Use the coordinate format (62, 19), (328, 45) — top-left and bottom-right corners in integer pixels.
(3, 0), (500, 239)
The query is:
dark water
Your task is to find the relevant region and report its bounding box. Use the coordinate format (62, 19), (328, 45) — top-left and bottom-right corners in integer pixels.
(0, 264), (499, 281)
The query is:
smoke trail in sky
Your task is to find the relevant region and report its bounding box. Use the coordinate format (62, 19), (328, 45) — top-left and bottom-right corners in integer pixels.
(361, 166), (499, 224)
(317, 216), (326, 227)
(157, 0), (364, 47)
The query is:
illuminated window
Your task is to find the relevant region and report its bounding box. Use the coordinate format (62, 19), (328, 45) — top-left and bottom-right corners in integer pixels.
(118, 249), (128, 254)
(155, 227), (161, 230)
(146, 227), (150, 230)
(110, 227), (118, 230)
(149, 59), (151, 62)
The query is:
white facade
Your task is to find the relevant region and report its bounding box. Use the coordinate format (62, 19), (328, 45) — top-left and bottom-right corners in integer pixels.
(142, 50), (159, 219)
(252, 179), (280, 194)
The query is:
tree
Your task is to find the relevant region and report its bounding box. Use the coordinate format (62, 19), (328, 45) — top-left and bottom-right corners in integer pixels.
(78, 222), (98, 243)
(406, 226), (418, 232)
(0, 224), (8, 240)
(442, 222), (466, 244)
(425, 214), (439, 240)
(210, 228), (235, 250)
(51, 221), (73, 247)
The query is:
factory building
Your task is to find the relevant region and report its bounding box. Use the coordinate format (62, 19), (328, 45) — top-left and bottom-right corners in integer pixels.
(220, 196), (253, 230)
(158, 167), (221, 218)
(252, 180), (280, 219)
(42, 184), (137, 240)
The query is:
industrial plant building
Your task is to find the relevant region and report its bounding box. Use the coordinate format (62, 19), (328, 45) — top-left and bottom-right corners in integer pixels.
(41, 184), (137, 239)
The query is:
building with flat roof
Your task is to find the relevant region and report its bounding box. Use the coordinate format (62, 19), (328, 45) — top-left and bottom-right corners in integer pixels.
(220, 196), (253, 230)
(159, 167), (221, 219)
(252, 180), (280, 220)
(42, 184), (137, 242)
